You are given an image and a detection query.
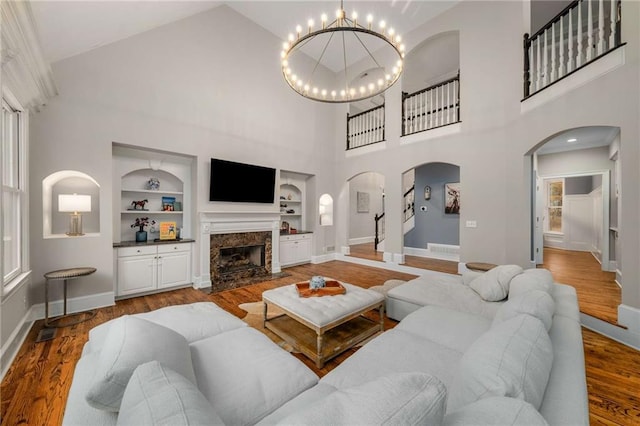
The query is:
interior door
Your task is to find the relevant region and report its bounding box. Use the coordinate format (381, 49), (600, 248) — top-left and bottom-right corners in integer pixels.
(534, 172), (544, 265)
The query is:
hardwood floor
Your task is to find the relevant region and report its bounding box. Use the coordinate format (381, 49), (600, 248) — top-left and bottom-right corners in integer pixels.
(347, 242), (459, 274)
(541, 247), (621, 326)
(2, 260), (639, 425)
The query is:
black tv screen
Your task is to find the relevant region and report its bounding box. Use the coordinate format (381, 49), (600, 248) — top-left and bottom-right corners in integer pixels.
(209, 158), (276, 203)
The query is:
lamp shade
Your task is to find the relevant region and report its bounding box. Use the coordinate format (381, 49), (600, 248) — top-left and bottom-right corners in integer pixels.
(58, 194), (91, 213)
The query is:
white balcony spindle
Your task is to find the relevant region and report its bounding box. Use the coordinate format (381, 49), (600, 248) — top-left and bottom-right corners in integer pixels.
(568, 8), (574, 73)
(609, 0), (616, 48)
(558, 16), (565, 78)
(597, 0), (605, 54)
(447, 82), (451, 124)
(428, 89), (433, 129)
(411, 95), (415, 134)
(543, 29), (549, 86)
(587, 0), (594, 61)
(422, 91), (427, 131)
(577, 1), (583, 67)
(550, 23), (556, 82)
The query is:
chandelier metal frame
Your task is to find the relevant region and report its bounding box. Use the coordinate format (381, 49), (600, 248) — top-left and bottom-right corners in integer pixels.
(280, 3), (405, 103)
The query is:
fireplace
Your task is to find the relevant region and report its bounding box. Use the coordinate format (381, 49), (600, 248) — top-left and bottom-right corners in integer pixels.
(210, 231), (272, 292)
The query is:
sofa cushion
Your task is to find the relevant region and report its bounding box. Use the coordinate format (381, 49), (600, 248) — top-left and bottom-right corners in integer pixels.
(117, 361), (223, 426)
(448, 314), (553, 412)
(444, 397), (549, 425)
(461, 269), (483, 286)
(468, 264), (523, 301)
(276, 373), (447, 426)
(190, 327), (318, 425)
(492, 290), (555, 331)
(396, 305), (491, 353)
(86, 316), (196, 412)
(87, 302), (247, 354)
(509, 268), (554, 299)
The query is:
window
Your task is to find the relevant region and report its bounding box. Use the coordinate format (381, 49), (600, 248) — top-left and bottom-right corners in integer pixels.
(2, 98), (25, 286)
(546, 179), (563, 233)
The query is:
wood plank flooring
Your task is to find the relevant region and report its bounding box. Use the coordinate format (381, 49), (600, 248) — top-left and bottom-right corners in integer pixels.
(2, 260), (639, 425)
(347, 242), (459, 274)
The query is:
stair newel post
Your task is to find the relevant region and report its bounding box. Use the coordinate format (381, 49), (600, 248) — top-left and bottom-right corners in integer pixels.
(346, 112), (350, 150)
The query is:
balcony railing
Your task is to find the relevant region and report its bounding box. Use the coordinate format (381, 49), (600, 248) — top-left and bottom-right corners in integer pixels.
(403, 185), (415, 222)
(346, 104), (385, 150)
(402, 73), (460, 137)
(524, 0), (622, 98)
(374, 212), (385, 251)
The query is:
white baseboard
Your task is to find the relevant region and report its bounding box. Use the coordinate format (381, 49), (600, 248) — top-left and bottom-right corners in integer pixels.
(312, 253), (335, 264)
(0, 307), (33, 381)
(581, 311), (640, 351)
(348, 236), (375, 245)
(341, 246), (350, 255)
(404, 244), (460, 262)
(618, 304), (640, 335)
(615, 269), (622, 287)
(30, 291), (115, 321)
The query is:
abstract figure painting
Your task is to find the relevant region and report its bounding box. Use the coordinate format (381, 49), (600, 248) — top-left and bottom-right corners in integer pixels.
(445, 182), (460, 214)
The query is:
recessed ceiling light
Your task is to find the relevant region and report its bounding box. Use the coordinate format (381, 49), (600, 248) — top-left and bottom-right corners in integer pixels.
(567, 138), (577, 143)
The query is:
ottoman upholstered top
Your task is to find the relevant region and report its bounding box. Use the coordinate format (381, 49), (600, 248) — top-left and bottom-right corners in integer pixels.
(263, 282), (384, 328)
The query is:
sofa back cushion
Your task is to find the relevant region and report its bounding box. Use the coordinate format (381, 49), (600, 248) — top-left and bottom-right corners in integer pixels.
(492, 290), (555, 331)
(448, 314), (553, 412)
(276, 372), (447, 425)
(86, 316), (196, 412)
(444, 397), (549, 425)
(117, 360), (224, 426)
(509, 268), (554, 299)
(469, 265), (523, 301)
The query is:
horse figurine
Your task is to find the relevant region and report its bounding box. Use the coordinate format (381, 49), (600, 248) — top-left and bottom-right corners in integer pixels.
(131, 199), (148, 210)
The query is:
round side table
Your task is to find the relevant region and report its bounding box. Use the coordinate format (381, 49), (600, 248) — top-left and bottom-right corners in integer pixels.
(44, 267), (97, 328)
(465, 262), (498, 272)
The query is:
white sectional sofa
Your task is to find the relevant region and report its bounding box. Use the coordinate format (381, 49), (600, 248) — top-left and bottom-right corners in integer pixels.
(63, 266), (589, 425)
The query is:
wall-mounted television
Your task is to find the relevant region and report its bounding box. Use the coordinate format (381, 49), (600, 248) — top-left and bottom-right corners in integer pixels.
(209, 158), (276, 203)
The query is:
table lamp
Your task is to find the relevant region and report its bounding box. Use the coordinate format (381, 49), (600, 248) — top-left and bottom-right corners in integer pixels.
(58, 194), (91, 236)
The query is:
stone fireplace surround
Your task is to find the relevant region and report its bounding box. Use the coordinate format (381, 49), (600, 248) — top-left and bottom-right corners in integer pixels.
(199, 212), (281, 291)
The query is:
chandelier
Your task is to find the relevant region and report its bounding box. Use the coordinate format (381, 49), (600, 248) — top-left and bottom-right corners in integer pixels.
(280, 1), (405, 103)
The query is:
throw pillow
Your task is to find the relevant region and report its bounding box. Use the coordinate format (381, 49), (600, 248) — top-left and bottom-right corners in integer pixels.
(444, 397), (549, 425)
(509, 268), (554, 298)
(86, 316), (196, 412)
(462, 270), (484, 286)
(117, 361), (223, 426)
(492, 290), (555, 331)
(448, 314), (553, 412)
(469, 264), (524, 301)
(276, 372), (447, 425)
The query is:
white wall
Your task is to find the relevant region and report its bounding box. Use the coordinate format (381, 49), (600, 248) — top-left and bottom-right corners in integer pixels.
(348, 172), (385, 242)
(28, 5), (336, 304)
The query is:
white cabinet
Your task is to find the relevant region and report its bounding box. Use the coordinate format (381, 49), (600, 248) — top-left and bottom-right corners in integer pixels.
(280, 233), (313, 267)
(116, 243), (192, 297)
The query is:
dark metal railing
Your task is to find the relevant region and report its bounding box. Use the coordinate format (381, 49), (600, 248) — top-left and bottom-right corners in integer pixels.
(402, 73), (460, 136)
(524, 0), (622, 98)
(346, 104), (385, 150)
(403, 185), (415, 222)
(374, 212), (385, 251)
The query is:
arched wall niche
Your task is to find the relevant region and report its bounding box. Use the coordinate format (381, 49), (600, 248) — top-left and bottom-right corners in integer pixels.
(43, 170), (101, 238)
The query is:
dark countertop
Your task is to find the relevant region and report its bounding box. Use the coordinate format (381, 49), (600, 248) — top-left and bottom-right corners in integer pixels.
(113, 238), (195, 248)
(279, 231), (313, 236)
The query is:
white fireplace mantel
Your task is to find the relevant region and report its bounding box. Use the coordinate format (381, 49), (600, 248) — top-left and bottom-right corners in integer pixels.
(198, 211), (282, 288)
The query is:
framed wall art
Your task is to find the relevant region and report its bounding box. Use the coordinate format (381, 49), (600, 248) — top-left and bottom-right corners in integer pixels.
(356, 191), (370, 213)
(444, 182), (460, 214)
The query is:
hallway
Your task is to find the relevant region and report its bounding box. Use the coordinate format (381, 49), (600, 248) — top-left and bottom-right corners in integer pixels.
(347, 243), (621, 326)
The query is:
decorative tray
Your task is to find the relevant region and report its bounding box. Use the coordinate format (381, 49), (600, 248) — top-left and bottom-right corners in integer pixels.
(295, 280), (346, 298)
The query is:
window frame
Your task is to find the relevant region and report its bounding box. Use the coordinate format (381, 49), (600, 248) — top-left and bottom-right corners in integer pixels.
(545, 178), (564, 234)
(2, 90), (30, 296)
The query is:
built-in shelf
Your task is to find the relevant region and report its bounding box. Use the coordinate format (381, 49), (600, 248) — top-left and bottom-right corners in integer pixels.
(122, 188), (184, 195)
(281, 213), (301, 216)
(121, 211), (183, 214)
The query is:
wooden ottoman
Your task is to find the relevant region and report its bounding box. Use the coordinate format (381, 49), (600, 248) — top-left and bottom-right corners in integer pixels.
(262, 282), (385, 368)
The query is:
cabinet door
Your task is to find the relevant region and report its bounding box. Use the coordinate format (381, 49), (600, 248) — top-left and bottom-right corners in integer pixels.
(117, 255), (156, 296)
(279, 240), (297, 267)
(296, 238), (312, 263)
(157, 251), (191, 288)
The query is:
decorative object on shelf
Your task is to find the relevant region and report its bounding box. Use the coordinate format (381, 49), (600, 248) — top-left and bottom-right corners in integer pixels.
(173, 201), (182, 211)
(131, 217), (155, 242)
(445, 182), (460, 214)
(146, 177), (160, 190)
(309, 275), (326, 289)
(280, 0), (405, 103)
(424, 185), (431, 200)
(287, 193), (292, 200)
(356, 191), (370, 213)
(129, 199), (148, 210)
(58, 193), (91, 236)
(280, 221), (290, 233)
(162, 196), (176, 211)
(286, 209), (295, 214)
(159, 221), (177, 240)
